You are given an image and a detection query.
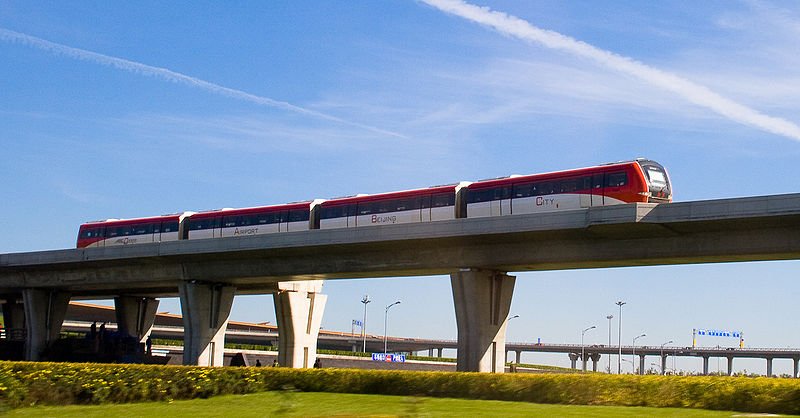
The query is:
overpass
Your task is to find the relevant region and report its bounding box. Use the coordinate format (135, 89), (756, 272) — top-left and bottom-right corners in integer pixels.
(51, 302), (800, 377)
(2, 193), (800, 372)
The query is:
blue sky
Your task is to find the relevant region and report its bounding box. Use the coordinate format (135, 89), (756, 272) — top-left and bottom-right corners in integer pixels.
(2, 1), (799, 375)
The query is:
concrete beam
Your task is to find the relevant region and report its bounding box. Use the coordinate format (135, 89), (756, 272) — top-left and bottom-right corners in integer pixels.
(22, 288), (70, 361)
(179, 282), (234, 366)
(114, 296), (159, 342)
(1, 295), (24, 337)
(451, 269), (515, 373)
(273, 280), (327, 368)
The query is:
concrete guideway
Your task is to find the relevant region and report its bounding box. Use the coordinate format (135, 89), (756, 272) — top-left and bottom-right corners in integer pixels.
(1, 193), (800, 372)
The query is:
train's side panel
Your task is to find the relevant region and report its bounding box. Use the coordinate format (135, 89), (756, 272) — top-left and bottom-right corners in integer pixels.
(188, 228), (217, 240)
(160, 231), (181, 242)
(430, 205), (456, 221)
(285, 220), (311, 232)
(510, 193), (587, 215)
(320, 216), (350, 229)
(356, 208), (421, 227)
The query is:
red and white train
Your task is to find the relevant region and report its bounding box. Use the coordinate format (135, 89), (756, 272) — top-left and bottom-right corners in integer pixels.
(77, 159), (672, 248)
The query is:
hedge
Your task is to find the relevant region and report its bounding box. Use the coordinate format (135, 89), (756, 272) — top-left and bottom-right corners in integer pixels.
(1, 361), (799, 414)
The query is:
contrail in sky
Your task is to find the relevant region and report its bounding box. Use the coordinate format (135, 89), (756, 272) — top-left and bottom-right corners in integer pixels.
(421, 0), (800, 142)
(0, 27), (406, 139)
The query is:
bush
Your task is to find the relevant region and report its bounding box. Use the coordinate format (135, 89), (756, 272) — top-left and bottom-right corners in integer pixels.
(1, 361), (799, 414)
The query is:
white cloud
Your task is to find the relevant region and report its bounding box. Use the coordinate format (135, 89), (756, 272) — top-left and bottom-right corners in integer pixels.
(419, 0), (800, 142)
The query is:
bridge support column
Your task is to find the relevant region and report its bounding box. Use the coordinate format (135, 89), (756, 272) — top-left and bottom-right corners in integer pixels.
(569, 352), (578, 369)
(451, 269), (515, 373)
(114, 296), (159, 342)
(437, 348), (442, 358)
(702, 356), (710, 375)
(766, 357), (773, 377)
(516, 350), (522, 364)
(591, 353), (601, 372)
(22, 288), (70, 361)
(727, 356), (734, 376)
(661, 355), (668, 375)
(273, 280), (327, 368)
(1, 295), (24, 339)
(793, 358), (799, 378)
(179, 282), (235, 367)
(639, 355), (646, 375)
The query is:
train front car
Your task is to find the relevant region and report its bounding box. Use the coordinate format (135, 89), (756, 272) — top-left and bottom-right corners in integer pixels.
(76, 213), (189, 248)
(185, 202), (312, 240)
(318, 184), (458, 229)
(635, 159), (672, 203)
(463, 159), (670, 219)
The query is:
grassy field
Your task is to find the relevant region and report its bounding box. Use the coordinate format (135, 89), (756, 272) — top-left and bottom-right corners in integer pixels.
(4, 391), (767, 417)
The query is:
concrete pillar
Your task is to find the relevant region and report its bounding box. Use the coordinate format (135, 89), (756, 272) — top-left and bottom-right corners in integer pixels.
(516, 350), (522, 364)
(114, 296), (159, 342)
(793, 358), (799, 378)
(639, 354), (646, 375)
(22, 288), (71, 361)
(591, 353), (601, 372)
(451, 269), (516, 373)
(581, 354), (588, 372)
(273, 280), (327, 368)
(661, 355), (668, 375)
(428, 348), (434, 357)
(766, 357), (773, 377)
(178, 281), (235, 367)
(569, 352), (579, 369)
(1, 296), (25, 339)
(702, 356), (710, 375)
(727, 356), (734, 376)
(437, 348), (442, 358)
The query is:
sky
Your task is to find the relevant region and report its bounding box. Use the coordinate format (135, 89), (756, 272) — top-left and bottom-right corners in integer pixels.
(2, 1), (799, 375)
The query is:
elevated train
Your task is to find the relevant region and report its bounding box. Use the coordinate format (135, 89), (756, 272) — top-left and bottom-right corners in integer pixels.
(77, 159), (672, 248)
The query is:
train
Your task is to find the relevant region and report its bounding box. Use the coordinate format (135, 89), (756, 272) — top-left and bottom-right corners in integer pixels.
(77, 159), (672, 248)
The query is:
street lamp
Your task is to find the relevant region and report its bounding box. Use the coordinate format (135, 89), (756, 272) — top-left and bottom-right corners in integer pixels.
(660, 340), (673, 375)
(361, 295), (371, 353)
(384, 300), (401, 355)
(606, 314), (613, 373)
(581, 325), (596, 372)
(632, 333), (646, 374)
(615, 301), (626, 374)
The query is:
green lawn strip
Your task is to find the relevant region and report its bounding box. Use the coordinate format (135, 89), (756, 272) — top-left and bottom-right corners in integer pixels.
(4, 391), (752, 418)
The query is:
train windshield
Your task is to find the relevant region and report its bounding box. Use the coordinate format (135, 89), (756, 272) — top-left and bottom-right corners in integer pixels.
(638, 160), (672, 202)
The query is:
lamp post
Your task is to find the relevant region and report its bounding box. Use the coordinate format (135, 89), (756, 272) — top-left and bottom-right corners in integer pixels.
(606, 314), (613, 373)
(660, 340), (673, 375)
(361, 295), (371, 353)
(581, 325), (596, 372)
(506, 315), (519, 363)
(615, 301), (626, 374)
(384, 300), (401, 355)
(632, 333), (646, 374)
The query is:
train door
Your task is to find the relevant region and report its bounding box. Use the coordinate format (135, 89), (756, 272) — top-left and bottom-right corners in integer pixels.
(492, 186), (512, 215)
(591, 174), (604, 206)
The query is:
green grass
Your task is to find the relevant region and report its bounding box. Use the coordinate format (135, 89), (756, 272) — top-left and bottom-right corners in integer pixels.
(4, 391), (764, 418)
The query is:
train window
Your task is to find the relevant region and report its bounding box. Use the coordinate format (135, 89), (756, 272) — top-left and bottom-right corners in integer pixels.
(162, 222), (178, 233)
(80, 228), (104, 239)
(467, 187), (510, 203)
(592, 174), (603, 189)
(189, 218), (220, 230)
(255, 212), (277, 224)
(288, 209), (310, 222)
(431, 193), (454, 207)
(321, 205), (353, 219)
(513, 183), (534, 198)
(223, 216), (238, 228)
(605, 172), (628, 187)
(537, 182), (554, 195)
(132, 223), (154, 235)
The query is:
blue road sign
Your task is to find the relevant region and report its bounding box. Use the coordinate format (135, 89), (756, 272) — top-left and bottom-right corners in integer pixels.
(372, 353), (406, 363)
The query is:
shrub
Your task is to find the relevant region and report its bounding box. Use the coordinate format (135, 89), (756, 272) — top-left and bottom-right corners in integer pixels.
(1, 361), (799, 414)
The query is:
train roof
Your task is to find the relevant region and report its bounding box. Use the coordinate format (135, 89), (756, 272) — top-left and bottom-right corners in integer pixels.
(467, 161), (640, 189)
(320, 184), (458, 206)
(189, 201), (312, 219)
(80, 213), (187, 228)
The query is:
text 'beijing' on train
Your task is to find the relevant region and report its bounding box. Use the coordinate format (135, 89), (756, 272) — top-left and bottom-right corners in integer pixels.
(77, 159), (672, 248)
